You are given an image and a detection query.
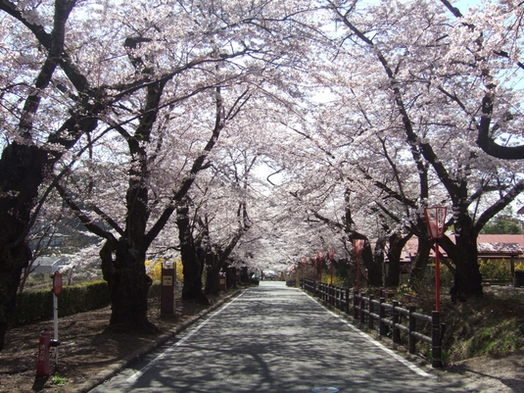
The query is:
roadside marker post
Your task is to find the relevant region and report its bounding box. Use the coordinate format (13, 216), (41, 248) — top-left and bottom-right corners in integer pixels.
(51, 271), (62, 369)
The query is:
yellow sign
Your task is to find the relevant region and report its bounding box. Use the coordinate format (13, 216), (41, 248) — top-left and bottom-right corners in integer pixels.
(163, 276), (173, 286)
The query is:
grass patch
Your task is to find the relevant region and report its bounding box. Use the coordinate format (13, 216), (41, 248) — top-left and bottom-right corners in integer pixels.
(441, 290), (524, 363)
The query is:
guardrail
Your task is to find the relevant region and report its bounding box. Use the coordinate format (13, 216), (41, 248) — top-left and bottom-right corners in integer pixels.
(299, 278), (444, 367)
(316, 281), (351, 314)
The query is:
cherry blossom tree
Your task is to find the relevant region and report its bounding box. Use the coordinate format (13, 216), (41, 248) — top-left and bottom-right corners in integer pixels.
(325, 0), (524, 300)
(3, 0), (523, 351)
(53, 0), (328, 329)
(441, 0), (524, 160)
(0, 0), (128, 349)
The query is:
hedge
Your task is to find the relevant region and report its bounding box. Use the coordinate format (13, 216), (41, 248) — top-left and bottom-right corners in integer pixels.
(12, 280), (110, 327)
(11, 280), (165, 327)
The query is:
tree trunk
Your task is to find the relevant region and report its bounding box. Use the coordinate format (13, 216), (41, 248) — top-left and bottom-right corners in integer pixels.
(205, 264), (222, 296)
(367, 239), (383, 287)
(0, 143), (49, 350)
(385, 233), (412, 287)
(226, 265), (237, 289)
(176, 205), (207, 303)
(0, 243), (32, 351)
(100, 238), (155, 331)
(449, 231), (483, 302)
(205, 252), (225, 296)
(409, 239), (431, 293)
(241, 266), (250, 283)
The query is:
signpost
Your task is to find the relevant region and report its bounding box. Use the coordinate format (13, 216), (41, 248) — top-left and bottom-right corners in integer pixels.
(161, 261), (176, 315)
(51, 271), (62, 368)
(36, 271), (62, 376)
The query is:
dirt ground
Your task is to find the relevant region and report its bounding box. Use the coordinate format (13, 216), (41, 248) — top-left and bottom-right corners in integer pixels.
(1, 289), (523, 393)
(0, 295), (222, 393)
(439, 350), (524, 392)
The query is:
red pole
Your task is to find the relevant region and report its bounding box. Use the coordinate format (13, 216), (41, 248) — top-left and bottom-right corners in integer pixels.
(356, 255), (361, 293)
(330, 262), (333, 285)
(36, 330), (51, 377)
(435, 240), (441, 312)
(424, 206), (447, 312)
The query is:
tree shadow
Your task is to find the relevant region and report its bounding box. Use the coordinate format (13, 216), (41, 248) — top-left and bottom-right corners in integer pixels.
(32, 375), (49, 391)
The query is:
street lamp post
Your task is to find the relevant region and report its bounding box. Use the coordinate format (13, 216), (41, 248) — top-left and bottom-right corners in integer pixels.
(424, 206), (447, 312)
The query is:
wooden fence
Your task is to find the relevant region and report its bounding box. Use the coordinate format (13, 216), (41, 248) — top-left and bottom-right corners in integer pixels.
(300, 278), (445, 367)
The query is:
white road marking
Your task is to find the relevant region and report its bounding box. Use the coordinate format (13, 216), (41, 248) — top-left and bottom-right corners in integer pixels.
(303, 290), (436, 379)
(125, 292), (246, 384)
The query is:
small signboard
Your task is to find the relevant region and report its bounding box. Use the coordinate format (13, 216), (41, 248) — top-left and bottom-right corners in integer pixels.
(53, 271), (62, 296)
(161, 263), (176, 315)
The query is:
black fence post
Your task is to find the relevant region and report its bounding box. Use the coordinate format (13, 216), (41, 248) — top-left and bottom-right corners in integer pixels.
(392, 300), (400, 344)
(379, 297), (386, 336)
(408, 305), (416, 354)
(360, 294), (366, 325)
(368, 294), (374, 330)
(432, 311), (443, 367)
(353, 291), (359, 319)
(335, 287), (342, 310)
(345, 288), (350, 314)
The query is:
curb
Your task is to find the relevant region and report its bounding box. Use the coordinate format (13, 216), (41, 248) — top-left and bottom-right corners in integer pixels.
(72, 290), (243, 393)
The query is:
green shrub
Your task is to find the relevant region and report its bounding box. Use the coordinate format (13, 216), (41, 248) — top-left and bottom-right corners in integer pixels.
(440, 263), (454, 287)
(12, 280), (110, 327)
(480, 259), (514, 281)
(12, 278), (167, 327)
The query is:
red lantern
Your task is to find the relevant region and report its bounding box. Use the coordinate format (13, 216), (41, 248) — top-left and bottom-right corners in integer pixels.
(424, 207), (447, 239)
(353, 239), (365, 256)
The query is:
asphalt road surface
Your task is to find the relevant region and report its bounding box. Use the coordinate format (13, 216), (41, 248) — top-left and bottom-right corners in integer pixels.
(90, 281), (468, 393)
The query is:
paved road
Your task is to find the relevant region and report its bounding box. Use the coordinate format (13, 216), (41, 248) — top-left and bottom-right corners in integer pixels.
(90, 282), (468, 393)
